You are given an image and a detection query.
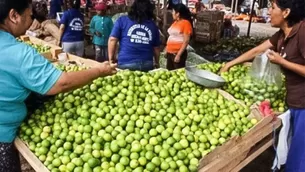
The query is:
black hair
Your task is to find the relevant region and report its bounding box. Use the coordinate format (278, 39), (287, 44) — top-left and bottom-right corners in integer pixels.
(32, 0), (48, 22)
(273, 0), (305, 27)
(173, 4), (193, 29)
(0, 0), (32, 24)
(128, 0), (155, 23)
(69, 0), (80, 9)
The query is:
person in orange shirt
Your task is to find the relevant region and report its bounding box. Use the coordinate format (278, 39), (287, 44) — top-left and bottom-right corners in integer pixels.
(166, 4), (193, 70)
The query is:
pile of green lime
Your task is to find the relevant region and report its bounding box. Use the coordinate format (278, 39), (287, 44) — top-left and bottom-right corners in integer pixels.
(20, 68), (258, 172)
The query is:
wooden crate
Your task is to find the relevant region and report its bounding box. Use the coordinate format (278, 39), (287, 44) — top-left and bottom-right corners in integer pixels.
(198, 114), (281, 172)
(195, 32), (212, 43)
(197, 10), (225, 22)
(15, 138), (49, 172)
(196, 22), (217, 32)
(20, 36), (62, 61)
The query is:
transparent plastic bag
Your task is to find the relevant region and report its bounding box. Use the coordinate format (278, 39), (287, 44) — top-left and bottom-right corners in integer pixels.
(250, 50), (282, 87)
(238, 50), (284, 105)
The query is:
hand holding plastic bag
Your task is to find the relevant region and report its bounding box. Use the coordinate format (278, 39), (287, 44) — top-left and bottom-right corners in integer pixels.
(239, 50), (284, 105)
(250, 50), (283, 87)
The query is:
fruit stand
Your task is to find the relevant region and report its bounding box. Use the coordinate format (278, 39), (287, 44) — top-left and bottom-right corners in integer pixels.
(15, 37), (284, 172)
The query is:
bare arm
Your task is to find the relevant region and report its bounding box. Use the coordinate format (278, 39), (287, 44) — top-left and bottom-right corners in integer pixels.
(174, 34), (190, 62)
(153, 47), (160, 68)
(220, 40), (273, 72)
(108, 37), (118, 63)
(268, 50), (305, 77)
(46, 62), (117, 95)
(178, 34), (190, 56)
(281, 60), (305, 77)
(58, 24), (65, 45)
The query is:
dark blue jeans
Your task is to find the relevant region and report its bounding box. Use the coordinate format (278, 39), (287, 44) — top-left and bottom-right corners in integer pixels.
(118, 61), (154, 72)
(286, 108), (305, 172)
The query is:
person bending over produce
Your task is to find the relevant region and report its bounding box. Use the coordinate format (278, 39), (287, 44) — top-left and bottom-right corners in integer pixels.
(0, 0), (117, 171)
(90, 3), (113, 62)
(166, 4), (193, 70)
(220, 0), (305, 171)
(59, 0), (85, 56)
(108, 0), (161, 72)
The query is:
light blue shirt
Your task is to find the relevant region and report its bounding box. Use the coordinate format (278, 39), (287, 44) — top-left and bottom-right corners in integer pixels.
(0, 31), (62, 143)
(90, 15), (113, 46)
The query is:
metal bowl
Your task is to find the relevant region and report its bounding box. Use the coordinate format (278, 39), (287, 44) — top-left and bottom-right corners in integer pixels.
(185, 66), (226, 88)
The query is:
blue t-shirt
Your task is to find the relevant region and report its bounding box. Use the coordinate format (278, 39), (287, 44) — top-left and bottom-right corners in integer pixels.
(60, 9), (84, 42)
(0, 31), (62, 143)
(89, 15), (113, 46)
(110, 16), (161, 65)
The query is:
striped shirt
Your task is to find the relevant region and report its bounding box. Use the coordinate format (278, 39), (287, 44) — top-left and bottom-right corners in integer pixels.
(166, 19), (192, 54)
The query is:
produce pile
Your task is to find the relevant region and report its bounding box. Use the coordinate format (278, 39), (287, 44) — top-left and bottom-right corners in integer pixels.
(197, 63), (287, 112)
(24, 41), (51, 53)
(17, 38), (51, 53)
(199, 37), (266, 57)
(20, 66), (258, 172)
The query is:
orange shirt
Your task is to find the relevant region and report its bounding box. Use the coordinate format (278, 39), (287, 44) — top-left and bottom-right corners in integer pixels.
(166, 19), (193, 54)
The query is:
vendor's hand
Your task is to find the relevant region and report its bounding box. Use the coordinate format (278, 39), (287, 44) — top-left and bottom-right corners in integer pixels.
(267, 50), (284, 65)
(174, 54), (181, 63)
(109, 57), (117, 64)
(219, 63), (231, 73)
(95, 31), (102, 37)
(95, 61), (117, 76)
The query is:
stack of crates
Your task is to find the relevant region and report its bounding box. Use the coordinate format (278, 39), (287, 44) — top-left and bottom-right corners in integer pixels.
(195, 11), (224, 43)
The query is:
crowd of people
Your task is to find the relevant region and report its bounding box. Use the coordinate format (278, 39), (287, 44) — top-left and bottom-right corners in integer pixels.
(45, 0), (193, 71)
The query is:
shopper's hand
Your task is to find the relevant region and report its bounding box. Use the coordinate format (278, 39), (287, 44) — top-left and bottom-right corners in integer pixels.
(267, 50), (285, 65)
(174, 54), (181, 63)
(95, 61), (117, 76)
(95, 31), (101, 37)
(109, 57), (118, 64)
(219, 63), (231, 73)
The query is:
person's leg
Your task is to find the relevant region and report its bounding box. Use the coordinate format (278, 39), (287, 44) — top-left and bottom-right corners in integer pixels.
(101, 46), (108, 62)
(62, 42), (75, 54)
(75, 41), (84, 57)
(0, 143), (21, 172)
(166, 53), (175, 70)
(286, 109), (305, 172)
(95, 45), (103, 62)
(172, 51), (187, 70)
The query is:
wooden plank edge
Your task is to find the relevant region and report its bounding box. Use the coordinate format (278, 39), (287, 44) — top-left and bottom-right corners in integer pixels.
(198, 118), (281, 172)
(230, 135), (274, 172)
(14, 138), (49, 172)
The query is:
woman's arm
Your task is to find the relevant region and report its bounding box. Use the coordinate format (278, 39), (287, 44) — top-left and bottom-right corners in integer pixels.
(46, 62), (117, 95)
(153, 47), (160, 68)
(174, 34), (190, 63)
(108, 37), (119, 63)
(220, 40), (273, 72)
(58, 24), (65, 45)
(268, 50), (305, 77)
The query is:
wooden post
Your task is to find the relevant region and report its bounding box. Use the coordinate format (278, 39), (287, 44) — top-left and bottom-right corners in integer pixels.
(157, 0), (160, 17)
(163, 0), (168, 34)
(247, 0), (256, 37)
(230, 0), (235, 13)
(234, 0), (238, 14)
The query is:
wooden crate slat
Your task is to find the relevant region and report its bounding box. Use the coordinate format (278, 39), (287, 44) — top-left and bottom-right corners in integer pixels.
(198, 118), (281, 172)
(14, 138), (49, 172)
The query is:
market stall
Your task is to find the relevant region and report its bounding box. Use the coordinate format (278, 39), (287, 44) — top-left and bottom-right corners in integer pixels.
(14, 36), (284, 172)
